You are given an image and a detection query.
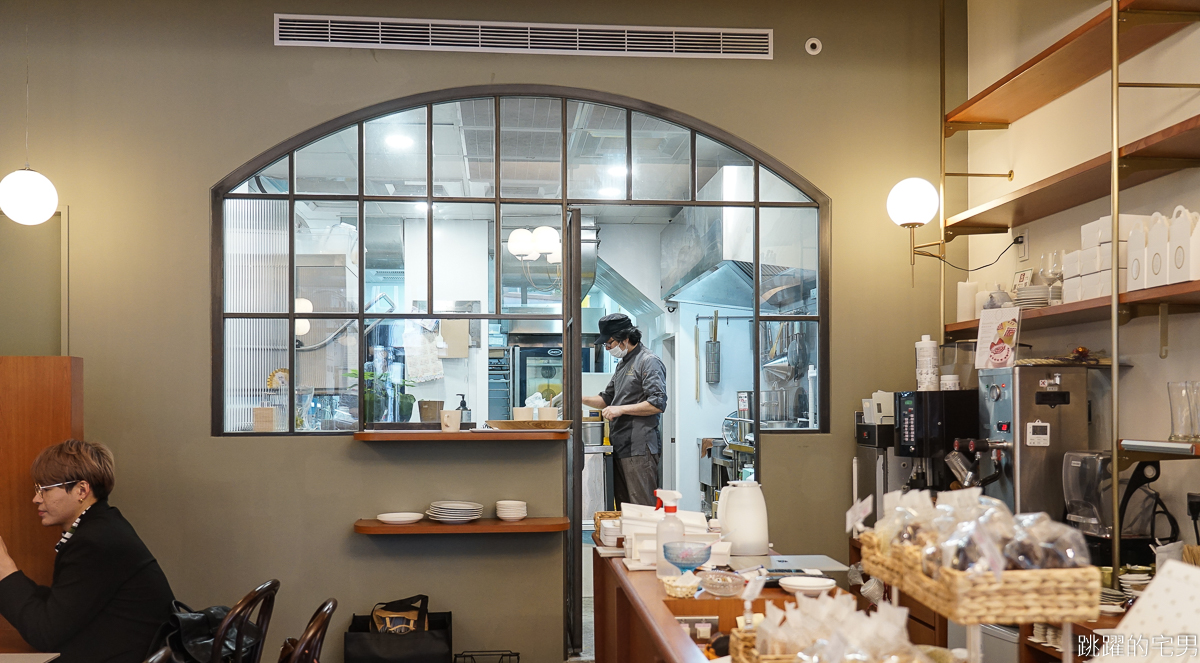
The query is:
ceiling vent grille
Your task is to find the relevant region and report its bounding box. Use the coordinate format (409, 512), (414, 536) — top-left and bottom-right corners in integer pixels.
(275, 14), (771, 59)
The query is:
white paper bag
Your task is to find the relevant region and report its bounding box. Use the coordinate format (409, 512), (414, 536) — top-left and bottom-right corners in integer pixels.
(1169, 205), (1197, 284)
(1147, 212), (1171, 288)
(1128, 220), (1148, 291)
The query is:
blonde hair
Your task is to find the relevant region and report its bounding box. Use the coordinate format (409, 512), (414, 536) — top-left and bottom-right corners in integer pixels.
(32, 439), (116, 500)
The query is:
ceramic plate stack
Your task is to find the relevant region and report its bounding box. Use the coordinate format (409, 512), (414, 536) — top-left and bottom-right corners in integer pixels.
(1119, 572), (1151, 599)
(1014, 285), (1051, 310)
(426, 501), (484, 524)
(496, 500), (527, 522)
(1048, 284), (1063, 304)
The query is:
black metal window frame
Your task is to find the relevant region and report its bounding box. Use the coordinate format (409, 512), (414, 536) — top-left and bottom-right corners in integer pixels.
(211, 84), (831, 438)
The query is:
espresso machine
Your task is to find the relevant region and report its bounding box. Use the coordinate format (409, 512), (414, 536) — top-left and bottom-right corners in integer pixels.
(953, 366), (1091, 517)
(893, 390), (979, 492)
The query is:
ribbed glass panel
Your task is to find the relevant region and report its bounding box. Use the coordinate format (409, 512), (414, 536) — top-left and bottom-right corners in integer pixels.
(224, 318), (289, 433)
(224, 199), (289, 313)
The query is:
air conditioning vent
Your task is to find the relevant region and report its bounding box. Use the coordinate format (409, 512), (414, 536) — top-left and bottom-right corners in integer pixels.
(276, 14), (771, 59)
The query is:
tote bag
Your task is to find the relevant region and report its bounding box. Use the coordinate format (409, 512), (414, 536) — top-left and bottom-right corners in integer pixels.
(344, 594), (453, 663)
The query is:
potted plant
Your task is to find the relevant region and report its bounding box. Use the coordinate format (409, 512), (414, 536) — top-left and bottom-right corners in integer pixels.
(344, 370), (417, 423)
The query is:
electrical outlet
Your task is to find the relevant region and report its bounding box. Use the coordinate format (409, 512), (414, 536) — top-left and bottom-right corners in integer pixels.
(1188, 492), (1200, 520)
(1017, 229), (1029, 261)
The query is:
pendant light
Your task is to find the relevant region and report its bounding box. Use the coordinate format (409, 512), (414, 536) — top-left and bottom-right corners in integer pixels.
(0, 26), (58, 226)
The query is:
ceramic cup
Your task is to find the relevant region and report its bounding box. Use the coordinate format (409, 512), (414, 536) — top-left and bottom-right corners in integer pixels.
(440, 409), (462, 432)
(537, 406), (559, 421)
(512, 407), (534, 420)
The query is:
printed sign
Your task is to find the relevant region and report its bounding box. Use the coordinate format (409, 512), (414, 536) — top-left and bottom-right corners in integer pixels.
(975, 308), (1022, 369)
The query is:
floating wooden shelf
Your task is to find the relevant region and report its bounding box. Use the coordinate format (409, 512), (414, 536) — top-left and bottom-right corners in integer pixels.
(947, 112), (1200, 237)
(945, 280), (1200, 340)
(354, 430), (570, 442)
(947, 0), (1200, 126)
(354, 517), (570, 535)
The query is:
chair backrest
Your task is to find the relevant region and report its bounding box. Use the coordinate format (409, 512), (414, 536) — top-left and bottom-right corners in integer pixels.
(210, 579), (282, 663)
(278, 599), (337, 663)
(144, 645), (179, 663)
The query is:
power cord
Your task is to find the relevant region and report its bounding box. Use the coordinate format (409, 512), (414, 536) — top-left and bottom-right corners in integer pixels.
(933, 235), (1024, 273)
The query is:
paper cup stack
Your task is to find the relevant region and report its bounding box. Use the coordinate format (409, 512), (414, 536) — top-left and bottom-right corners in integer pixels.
(496, 500), (527, 522)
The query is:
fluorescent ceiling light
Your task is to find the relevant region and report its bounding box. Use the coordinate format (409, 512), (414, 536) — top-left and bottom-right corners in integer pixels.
(386, 134), (414, 150)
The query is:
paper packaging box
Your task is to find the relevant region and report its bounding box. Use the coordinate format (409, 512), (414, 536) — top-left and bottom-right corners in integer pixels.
(1147, 213), (1171, 288)
(1082, 219), (1101, 250)
(1098, 241), (1127, 271)
(1084, 270), (1126, 299)
(1063, 276), (1083, 303)
(1063, 250), (1081, 279)
(1096, 214), (1154, 244)
(1080, 246), (1101, 275)
(1129, 222), (1149, 291)
(1168, 205), (1197, 284)
(1193, 218), (1200, 281)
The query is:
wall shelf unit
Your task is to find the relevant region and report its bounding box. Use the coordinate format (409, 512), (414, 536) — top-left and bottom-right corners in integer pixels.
(354, 517), (570, 535)
(354, 430), (570, 442)
(946, 111), (1200, 238)
(946, 0), (1200, 126)
(945, 280), (1200, 340)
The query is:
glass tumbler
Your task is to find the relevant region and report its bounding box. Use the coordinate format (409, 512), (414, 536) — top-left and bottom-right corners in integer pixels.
(1168, 382), (1193, 441)
(1190, 382), (1200, 442)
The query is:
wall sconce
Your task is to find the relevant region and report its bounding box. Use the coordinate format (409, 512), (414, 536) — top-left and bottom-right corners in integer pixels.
(887, 177), (944, 286)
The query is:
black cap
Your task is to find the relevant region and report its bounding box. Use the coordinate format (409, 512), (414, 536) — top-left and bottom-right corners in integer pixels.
(596, 313), (633, 345)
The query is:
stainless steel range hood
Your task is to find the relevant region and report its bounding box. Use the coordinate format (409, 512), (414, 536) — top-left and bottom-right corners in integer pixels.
(660, 207), (815, 311)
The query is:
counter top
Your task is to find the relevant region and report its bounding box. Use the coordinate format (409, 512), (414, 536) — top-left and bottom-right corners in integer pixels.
(355, 430), (571, 441)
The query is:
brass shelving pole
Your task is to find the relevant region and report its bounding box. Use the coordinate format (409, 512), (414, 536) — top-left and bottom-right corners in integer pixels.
(1109, 0), (1123, 579)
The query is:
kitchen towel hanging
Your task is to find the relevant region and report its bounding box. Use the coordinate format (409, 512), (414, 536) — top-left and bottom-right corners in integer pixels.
(705, 310), (721, 384)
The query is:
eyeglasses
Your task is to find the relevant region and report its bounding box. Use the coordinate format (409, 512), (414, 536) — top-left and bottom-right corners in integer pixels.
(34, 481), (78, 497)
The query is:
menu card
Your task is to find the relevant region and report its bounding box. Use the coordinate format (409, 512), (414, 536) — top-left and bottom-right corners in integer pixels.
(975, 308), (1021, 369)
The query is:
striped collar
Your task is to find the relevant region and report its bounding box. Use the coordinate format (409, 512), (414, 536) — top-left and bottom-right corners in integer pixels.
(55, 504), (93, 553)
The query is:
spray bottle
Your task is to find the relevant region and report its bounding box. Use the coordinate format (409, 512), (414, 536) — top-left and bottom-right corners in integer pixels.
(655, 489), (685, 579)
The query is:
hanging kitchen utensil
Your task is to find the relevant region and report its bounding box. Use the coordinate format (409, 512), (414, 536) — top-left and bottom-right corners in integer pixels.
(694, 325), (701, 401)
(706, 310), (721, 384)
(787, 323), (809, 371)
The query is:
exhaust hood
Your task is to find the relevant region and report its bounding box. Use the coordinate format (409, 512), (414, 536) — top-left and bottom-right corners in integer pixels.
(660, 207), (816, 311)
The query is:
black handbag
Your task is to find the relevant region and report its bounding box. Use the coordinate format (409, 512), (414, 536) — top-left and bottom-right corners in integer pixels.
(344, 594), (453, 663)
(148, 600), (263, 663)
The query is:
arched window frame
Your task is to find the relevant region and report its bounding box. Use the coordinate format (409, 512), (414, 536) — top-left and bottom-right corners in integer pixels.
(211, 85), (830, 436)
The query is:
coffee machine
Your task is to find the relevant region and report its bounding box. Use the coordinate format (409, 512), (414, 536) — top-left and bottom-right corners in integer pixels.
(954, 366), (1091, 517)
(893, 390), (979, 492)
(854, 392), (918, 527)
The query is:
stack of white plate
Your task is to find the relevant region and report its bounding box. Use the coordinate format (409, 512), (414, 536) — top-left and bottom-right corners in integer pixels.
(1119, 572), (1151, 598)
(1048, 284), (1063, 304)
(496, 500), (527, 522)
(426, 501), (483, 523)
(1014, 285), (1051, 309)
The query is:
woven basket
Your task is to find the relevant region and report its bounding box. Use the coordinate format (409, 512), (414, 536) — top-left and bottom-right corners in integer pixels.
(859, 531), (912, 587)
(593, 510), (620, 524)
(860, 531), (1100, 624)
(730, 628), (795, 663)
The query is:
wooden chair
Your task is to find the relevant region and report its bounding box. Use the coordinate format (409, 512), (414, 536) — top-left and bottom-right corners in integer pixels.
(277, 599), (337, 663)
(210, 579), (282, 663)
(144, 645), (180, 663)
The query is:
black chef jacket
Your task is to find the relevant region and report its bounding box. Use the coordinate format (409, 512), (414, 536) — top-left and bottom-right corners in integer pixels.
(599, 344), (668, 458)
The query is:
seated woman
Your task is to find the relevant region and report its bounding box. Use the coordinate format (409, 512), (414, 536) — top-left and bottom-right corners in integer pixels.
(0, 439), (175, 662)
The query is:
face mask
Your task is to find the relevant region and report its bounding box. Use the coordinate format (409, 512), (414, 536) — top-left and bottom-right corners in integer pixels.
(608, 344), (628, 359)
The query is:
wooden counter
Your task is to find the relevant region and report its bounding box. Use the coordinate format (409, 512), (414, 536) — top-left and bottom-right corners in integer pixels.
(592, 545), (839, 663)
(354, 430), (570, 442)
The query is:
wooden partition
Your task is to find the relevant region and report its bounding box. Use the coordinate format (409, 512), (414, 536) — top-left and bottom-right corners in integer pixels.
(0, 356), (84, 653)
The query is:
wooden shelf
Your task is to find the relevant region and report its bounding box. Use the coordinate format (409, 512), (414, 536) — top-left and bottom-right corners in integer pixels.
(354, 517), (570, 534)
(946, 280), (1200, 340)
(355, 430), (570, 442)
(947, 0), (1200, 126)
(947, 112), (1200, 237)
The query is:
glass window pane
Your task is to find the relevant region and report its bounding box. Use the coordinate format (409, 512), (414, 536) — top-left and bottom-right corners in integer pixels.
(759, 165), (812, 203)
(224, 319), (289, 433)
(696, 134), (753, 202)
(759, 320), (820, 430)
(364, 201), (425, 316)
(224, 199), (288, 313)
(295, 318), (358, 431)
(501, 204), (562, 314)
(500, 97), (562, 200)
(567, 101), (627, 200)
(433, 98), (495, 198)
(632, 112), (690, 200)
(365, 107), (427, 196)
(295, 126), (359, 195)
(295, 200), (359, 313)
(433, 203), (495, 314)
(363, 318), (491, 426)
(759, 207), (819, 315)
(231, 156), (289, 194)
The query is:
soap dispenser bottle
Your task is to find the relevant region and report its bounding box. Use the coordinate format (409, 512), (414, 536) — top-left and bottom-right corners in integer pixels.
(655, 489), (685, 579)
(456, 393), (472, 423)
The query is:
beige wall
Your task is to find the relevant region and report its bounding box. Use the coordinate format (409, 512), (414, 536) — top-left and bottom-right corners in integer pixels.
(0, 1), (955, 660)
(0, 213), (60, 356)
(963, 2), (1200, 546)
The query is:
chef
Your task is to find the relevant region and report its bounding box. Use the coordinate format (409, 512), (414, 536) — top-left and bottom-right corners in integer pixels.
(582, 313), (668, 507)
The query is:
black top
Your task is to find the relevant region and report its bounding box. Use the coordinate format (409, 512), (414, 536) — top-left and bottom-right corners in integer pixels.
(0, 500), (175, 663)
(599, 344), (668, 458)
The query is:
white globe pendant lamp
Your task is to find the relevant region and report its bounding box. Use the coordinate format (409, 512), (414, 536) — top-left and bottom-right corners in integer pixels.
(0, 168), (58, 225)
(3, 28), (58, 226)
(886, 177), (943, 287)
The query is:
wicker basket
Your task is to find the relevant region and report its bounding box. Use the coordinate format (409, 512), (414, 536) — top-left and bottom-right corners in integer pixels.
(859, 531), (1100, 624)
(730, 628), (795, 663)
(593, 510), (620, 524)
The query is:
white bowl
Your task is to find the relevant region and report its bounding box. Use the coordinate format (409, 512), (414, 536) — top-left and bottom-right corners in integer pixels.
(497, 500), (527, 507)
(778, 576), (836, 597)
(377, 512), (424, 525)
(497, 514), (527, 522)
